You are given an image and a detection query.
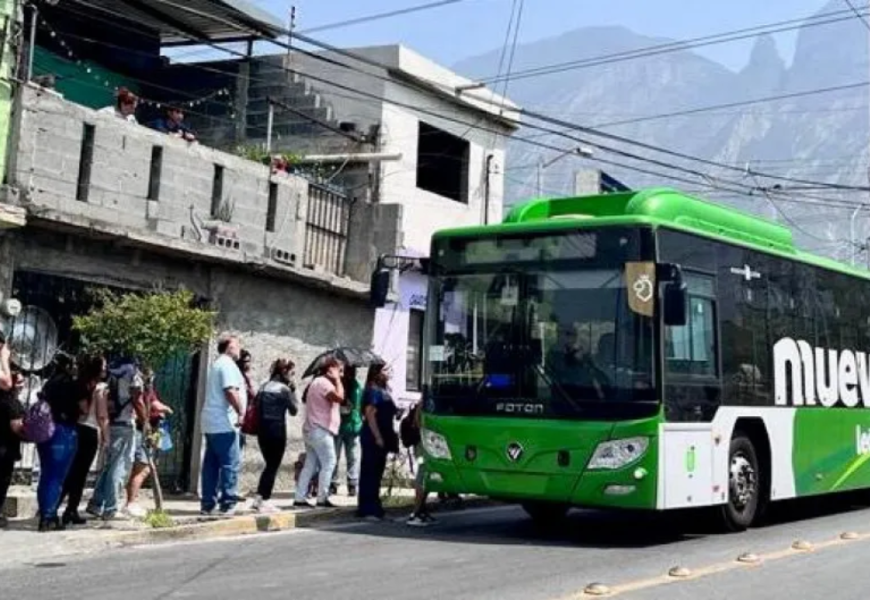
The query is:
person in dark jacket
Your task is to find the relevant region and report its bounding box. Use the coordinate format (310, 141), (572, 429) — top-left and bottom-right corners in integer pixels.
(37, 356), (98, 531)
(252, 358), (299, 513)
(0, 334), (21, 529)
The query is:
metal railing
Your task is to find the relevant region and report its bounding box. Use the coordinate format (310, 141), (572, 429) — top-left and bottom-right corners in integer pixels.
(304, 182), (350, 276)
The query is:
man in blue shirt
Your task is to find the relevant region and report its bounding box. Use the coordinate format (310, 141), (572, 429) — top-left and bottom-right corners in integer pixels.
(150, 106), (196, 142)
(200, 334), (246, 515)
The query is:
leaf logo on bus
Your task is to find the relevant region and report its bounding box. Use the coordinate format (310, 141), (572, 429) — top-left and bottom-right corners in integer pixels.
(773, 337), (870, 408)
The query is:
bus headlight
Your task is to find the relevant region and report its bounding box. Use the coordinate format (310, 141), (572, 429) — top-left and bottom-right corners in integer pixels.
(421, 428), (452, 460)
(587, 437), (649, 470)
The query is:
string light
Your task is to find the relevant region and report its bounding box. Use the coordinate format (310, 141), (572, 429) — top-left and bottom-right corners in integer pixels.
(35, 14), (235, 117)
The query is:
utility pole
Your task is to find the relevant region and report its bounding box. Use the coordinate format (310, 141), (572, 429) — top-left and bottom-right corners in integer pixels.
(265, 98), (274, 153)
(286, 6), (296, 69)
(25, 0), (36, 81)
(483, 154), (493, 224)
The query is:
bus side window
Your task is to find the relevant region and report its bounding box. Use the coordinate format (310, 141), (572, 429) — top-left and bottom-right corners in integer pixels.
(665, 274), (717, 377)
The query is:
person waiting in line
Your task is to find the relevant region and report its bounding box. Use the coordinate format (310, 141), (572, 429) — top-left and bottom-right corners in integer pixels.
(293, 356), (345, 509)
(124, 368), (173, 519)
(251, 358), (299, 513)
(357, 363), (399, 521)
(39, 355), (105, 531)
(149, 105), (196, 142)
(331, 366), (362, 497)
(237, 350), (256, 451)
(0, 335), (21, 529)
(60, 355), (109, 526)
(405, 401), (435, 527)
(86, 358), (145, 521)
(199, 335), (246, 516)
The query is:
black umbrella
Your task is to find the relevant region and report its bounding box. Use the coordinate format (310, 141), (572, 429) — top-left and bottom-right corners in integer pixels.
(302, 347), (385, 379)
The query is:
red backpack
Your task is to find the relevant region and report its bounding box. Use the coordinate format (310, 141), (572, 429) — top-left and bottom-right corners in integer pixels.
(241, 392), (259, 436)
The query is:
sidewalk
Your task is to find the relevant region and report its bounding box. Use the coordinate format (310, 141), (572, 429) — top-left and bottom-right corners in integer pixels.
(0, 485), (489, 569)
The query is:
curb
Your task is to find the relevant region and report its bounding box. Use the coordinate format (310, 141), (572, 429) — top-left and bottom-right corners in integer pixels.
(108, 496), (498, 548)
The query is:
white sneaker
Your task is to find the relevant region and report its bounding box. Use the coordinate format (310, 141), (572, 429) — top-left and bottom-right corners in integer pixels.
(256, 500), (278, 514)
(125, 503), (148, 519)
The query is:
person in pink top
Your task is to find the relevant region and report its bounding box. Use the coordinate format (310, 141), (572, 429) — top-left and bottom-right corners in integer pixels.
(293, 356), (345, 508)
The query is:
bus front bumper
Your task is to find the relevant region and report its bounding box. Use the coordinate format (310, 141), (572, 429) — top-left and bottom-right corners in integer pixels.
(421, 454), (658, 510)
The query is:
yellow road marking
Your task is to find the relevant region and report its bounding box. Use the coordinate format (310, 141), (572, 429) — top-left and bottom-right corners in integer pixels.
(554, 531), (870, 598)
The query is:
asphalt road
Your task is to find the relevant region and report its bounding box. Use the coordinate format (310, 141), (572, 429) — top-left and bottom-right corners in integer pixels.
(5, 497), (870, 600)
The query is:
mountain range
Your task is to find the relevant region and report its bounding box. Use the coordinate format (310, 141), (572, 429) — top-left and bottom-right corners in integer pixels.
(453, 0), (870, 259)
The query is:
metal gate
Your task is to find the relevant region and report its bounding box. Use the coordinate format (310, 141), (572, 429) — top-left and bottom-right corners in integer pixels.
(304, 182), (350, 276)
(9, 271), (200, 490)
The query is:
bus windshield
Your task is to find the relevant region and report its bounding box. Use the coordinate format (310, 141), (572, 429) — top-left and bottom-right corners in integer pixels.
(426, 229), (657, 419)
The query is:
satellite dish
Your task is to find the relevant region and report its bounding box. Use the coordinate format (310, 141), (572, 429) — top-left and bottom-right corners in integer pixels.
(1, 306), (60, 372)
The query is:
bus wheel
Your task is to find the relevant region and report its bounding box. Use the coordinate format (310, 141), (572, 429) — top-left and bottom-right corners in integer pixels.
(522, 501), (569, 527)
(721, 434), (761, 532)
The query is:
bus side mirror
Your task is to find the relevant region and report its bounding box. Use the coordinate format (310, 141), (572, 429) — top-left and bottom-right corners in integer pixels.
(663, 282), (688, 326)
(370, 269), (390, 308)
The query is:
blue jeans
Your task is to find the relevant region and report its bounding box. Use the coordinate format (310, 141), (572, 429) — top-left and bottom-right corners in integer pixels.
(332, 431), (360, 487)
(201, 431), (240, 512)
(88, 424), (136, 516)
(37, 423), (78, 520)
(295, 426), (337, 503)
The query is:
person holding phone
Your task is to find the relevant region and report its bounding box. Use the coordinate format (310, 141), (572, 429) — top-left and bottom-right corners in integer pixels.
(293, 356), (344, 508)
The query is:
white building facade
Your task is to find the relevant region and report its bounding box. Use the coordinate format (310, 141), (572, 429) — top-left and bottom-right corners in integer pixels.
(292, 45), (520, 404)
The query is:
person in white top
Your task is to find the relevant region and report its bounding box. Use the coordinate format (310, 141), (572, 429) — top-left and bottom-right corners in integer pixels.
(60, 355), (109, 526)
(99, 87), (138, 124)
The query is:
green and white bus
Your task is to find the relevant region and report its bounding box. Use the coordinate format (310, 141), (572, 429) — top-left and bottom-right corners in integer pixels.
(399, 187), (870, 531)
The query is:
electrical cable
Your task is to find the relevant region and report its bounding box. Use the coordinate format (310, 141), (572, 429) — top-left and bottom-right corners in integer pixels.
(298, 0), (473, 35)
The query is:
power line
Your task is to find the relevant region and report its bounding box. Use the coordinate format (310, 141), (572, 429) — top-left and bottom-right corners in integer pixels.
(500, 0), (524, 101)
(521, 105), (870, 191)
(298, 0), (473, 34)
(527, 104), (870, 120)
(844, 0), (870, 32)
(586, 81), (870, 129)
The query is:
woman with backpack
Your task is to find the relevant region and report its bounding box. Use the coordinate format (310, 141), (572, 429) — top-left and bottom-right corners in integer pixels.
(356, 362), (398, 521)
(250, 358), (298, 513)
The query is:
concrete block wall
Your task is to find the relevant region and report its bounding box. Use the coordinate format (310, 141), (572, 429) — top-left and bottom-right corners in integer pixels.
(11, 84), (304, 266)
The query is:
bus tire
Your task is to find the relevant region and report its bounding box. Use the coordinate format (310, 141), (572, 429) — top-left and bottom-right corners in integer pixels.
(522, 501), (569, 527)
(720, 433), (763, 532)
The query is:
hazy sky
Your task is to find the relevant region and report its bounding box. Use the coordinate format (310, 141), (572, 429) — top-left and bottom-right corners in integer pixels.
(248, 0), (838, 71)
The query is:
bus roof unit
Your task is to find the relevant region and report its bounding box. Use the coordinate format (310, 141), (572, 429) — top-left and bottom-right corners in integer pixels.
(503, 188), (796, 255)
